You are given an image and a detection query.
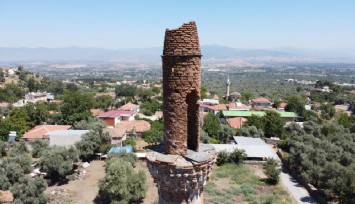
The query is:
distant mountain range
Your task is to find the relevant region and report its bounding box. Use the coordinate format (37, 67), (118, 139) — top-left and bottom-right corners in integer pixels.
(0, 45), (354, 63)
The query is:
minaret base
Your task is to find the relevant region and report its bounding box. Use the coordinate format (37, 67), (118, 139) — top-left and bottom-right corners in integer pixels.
(146, 145), (216, 204)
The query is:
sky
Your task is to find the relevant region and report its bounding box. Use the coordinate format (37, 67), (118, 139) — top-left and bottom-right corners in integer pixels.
(0, 0), (354, 49)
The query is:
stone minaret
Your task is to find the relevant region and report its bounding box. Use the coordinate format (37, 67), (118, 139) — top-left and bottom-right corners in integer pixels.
(225, 75), (231, 99)
(146, 21), (216, 204)
(162, 21), (201, 155)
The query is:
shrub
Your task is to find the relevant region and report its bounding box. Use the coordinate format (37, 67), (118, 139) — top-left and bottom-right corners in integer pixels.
(264, 158), (280, 184)
(99, 157), (146, 203)
(229, 149), (247, 164)
(30, 139), (49, 158)
(217, 150), (230, 166)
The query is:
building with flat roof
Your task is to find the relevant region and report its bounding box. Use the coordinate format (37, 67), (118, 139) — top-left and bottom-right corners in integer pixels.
(45, 130), (90, 147)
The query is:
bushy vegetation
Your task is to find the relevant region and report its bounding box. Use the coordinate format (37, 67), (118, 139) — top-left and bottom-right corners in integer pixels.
(264, 158), (280, 184)
(282, 121), (355, 203)
(30, 139), (49, 158)
(98, 153), (146, 203)
(204, 164), (292, 204)
(40, 146), (79, 182)
(142, 119), (163, 145)
(216, 149), (246, 166)
(74, 117), (111, 161)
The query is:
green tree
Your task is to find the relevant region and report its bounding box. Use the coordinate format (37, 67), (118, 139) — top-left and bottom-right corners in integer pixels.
(99, 157), (146, 203)
(40, 146), (79, 182)
(61, 91), (94, 124)
(75, 131), (101, 161)
(246, 115), (266, 130)
(142, 120), (163, 145)
(264, 158), (280, 184)
(229, 149), (246, 164)
(123, 138), (136, 148)
(320, 103), (336, 120)
(115, 84), (137, 97)
(30, 139), (49, 158)
(264, 111), (285, 138)
(203, 113), (220, 137)
(8, 108), (31, 137)
(74, 118), (110, 161)
(0, 120), (11, 141)
(237, 125), (264, 138)
(217, 124), (236, 143)
(11, 176), (47, 204)
(0, 140), (6, 157)
(284, 96), (306, 120)
(241, 92), (253, 102)
(27, 77), (38, 92)
(65, 83), (79, 91)
(0, 162), (10, 190)
(94, 95), (114, 111)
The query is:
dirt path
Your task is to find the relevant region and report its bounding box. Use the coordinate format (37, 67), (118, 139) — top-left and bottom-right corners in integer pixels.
(46, 160), (106, 204)
(136, 161), (158, 204)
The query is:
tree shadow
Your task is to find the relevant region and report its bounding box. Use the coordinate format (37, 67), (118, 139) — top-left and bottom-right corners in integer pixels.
(93, 190), (110, 204)
(300, 196), (317, 203)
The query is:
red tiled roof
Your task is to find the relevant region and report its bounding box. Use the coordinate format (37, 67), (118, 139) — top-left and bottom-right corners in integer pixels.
(0, 102), (10, 108)
(23, 125), (71, 139)
(98, 110), (133, 118)
(227, 102), (249, 110)
(251, 97), (271, 103)
(90, 109), (104, 116)
(278, 102), (287, 109)
(201, 104), (228, 111)
(155, 111), (163, 118)
(103, 127), (126, 138)
(119, 102), (139, 111)
(0, 190), (13, 203)
(116, 120), (151, 133)
(202, 102), (249, 111)
(226, 117), (248, 129)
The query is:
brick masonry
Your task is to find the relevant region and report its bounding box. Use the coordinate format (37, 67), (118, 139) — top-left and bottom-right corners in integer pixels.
(147, 21), (216, 204)
(162, 21), (202, 155)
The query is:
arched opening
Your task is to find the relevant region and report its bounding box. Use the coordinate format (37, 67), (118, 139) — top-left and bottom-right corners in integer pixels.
(186, 90), (199, 151)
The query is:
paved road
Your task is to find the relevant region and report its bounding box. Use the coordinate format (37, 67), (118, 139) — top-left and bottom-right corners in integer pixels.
(280, 166), (318, 204)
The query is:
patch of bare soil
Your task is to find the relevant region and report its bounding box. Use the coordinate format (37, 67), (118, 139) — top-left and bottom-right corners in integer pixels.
(46, 160), (106, 204)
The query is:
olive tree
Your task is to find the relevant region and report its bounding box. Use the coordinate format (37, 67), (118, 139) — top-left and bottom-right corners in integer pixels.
(30, 139), (49, 158)
(40, 146), (79, 182)
(11, 176), (47, 204)
(99, 156), (146, 203)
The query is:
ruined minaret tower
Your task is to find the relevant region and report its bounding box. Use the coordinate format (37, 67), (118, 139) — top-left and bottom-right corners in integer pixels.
(146, 21), (216, 204)
(162, 21), (201, 155)
(225, 75), (231, 99)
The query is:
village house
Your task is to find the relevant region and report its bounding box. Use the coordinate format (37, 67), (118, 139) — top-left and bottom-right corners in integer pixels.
(90, 109), (104, 117)
(226, 117), (248, 129)
(116, 120), (151, 137)
(25, 92), (54, 103)
(22, 125), (72, 141)
(277, 102), (288, 111)
(119, 102), (140, 113)
(201, 101), (249, 114)
(310, 86), (331, 93)
(45, 130), (90, 147)
(251, 97), (272, 109)
(98, 110), (134, 127)
(222, 110), (297, 122)
(210, 136), (279, 160)
(103, 127), (127, 146)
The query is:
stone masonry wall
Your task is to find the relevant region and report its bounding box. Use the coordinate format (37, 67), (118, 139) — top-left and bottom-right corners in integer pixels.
(162, 21), (202, 155)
